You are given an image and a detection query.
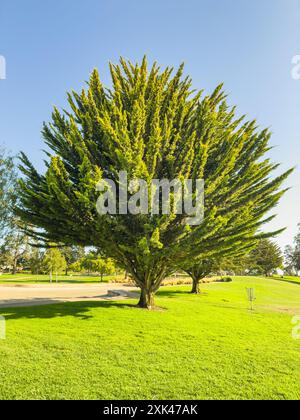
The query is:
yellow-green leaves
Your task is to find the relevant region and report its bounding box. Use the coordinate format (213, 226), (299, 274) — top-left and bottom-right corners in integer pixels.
(150, 228), (163, 249)
(17, 56), (293, 298)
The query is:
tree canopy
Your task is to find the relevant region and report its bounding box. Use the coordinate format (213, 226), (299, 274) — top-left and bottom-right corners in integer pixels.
(0, 227), (30, 274)
(16, 57), (293, 308)
(247, 239), (283, 276)
(43, 247), (66, 282)
(60, 245), (85, 275)
(81, 252), (115, 281)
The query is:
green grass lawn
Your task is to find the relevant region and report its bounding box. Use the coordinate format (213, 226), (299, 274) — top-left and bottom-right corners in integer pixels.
(272, 274), (300, 285)
(0, 273), (123, 284)
(0, 276), (299, 400)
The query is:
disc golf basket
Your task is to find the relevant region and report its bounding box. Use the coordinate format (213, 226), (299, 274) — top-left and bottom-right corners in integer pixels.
(246, 288), (256, 311)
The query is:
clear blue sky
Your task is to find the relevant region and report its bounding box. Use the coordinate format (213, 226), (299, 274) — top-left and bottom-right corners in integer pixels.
(0, 0), (299, 249)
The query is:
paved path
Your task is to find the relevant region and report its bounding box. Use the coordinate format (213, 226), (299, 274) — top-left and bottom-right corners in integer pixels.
(0, 283), (138, 308)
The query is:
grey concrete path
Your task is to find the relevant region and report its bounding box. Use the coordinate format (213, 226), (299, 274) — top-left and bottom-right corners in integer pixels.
(0, 283), (138, 308)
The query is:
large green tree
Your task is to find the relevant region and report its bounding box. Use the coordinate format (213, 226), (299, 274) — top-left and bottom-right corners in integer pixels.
(16, 58), (292, 308)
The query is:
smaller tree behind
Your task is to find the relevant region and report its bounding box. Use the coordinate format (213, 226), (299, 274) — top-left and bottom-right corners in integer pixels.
(0, 229), (30, 273)
(248, 239), (283, 277)
(69, 260), (83, 273)
(182, 243), (254, 294)
(29, 247), (45, 274)
(284, 224), (300, 275)
(81, 253), (115, 282)
(183, 259), (219, 294)
(93, 258), (115, 282)
(60, 246), (85, 275)
(43, 247), (66, 283)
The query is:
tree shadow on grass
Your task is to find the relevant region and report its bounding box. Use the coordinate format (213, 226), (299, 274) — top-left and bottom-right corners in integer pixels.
(157, 289), (208, 298)
(0, 300), (140, 321)
(0, 289), (203, 321)
(270, 277), (300, 287)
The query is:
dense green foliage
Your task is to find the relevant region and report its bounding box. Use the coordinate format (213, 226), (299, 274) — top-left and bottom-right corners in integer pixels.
(61, 246), (85, 275)
(16, 57), (292, 307)
(43, 247), (66, 281)
(28, 247), (45, 274)
(0, 277), (299, 400)
(248, 239), (283, 276)
(81, 252), (115, 281)
(0, 229), (30, 274)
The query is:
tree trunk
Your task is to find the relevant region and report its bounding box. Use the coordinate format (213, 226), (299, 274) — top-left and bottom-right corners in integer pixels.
(126, 263), (167, 309)
(138, 288), (155, 309)
(100, 273), (103, 282)
(191, 277), (201, 294)
(12, 259), (17, 275)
